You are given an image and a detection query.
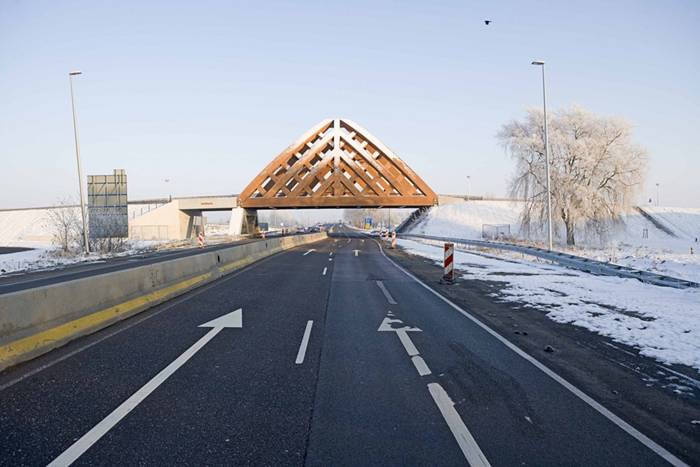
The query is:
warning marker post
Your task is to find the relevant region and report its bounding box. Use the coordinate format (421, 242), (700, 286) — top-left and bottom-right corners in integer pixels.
(441, 242), (454, 284)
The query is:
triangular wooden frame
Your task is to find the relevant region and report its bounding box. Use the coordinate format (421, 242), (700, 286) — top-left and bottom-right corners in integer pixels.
(239, 118), (438, 209)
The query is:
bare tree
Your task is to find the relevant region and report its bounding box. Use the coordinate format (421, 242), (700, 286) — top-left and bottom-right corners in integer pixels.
(47, 201), (81, 253)
(498, 106), (647, 246)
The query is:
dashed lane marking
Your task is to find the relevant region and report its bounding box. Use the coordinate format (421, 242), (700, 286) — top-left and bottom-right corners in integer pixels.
(376, 280), (397, 305)
(295, 320), (314, 365)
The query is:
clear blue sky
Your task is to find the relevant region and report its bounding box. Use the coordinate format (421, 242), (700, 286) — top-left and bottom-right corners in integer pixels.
(1, 0), (698, 208)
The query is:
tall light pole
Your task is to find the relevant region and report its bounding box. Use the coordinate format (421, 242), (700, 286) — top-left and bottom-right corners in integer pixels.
(656, 183), (660, 207)
(466, 175), (471, 201)
(532, 60), (553, 251)
(69, 70), (90, 254)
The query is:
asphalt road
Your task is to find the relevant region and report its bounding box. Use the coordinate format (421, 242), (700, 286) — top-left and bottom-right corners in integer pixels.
(0, 227), (689, 466)
(0, 247), (33, 255)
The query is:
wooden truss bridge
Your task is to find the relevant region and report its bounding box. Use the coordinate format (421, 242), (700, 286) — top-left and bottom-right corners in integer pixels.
(239, 118), (438, 209)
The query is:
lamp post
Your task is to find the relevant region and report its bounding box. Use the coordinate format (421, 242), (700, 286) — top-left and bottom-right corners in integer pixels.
(466, 175), (471, 201)
(69, 70), (90, 254)
(531, 60), (553, 251)
(656, 183), (660, 207)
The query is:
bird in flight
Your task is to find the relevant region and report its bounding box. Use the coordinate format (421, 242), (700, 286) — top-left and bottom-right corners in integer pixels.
(484, 20), (492, 25)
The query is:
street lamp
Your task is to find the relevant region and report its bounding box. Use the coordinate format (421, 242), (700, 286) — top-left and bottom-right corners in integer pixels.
(69, 70), (90, 254)
(532, 60), (553, 251)
(656, 183), (660, 207)
(466, 175), (471, 201)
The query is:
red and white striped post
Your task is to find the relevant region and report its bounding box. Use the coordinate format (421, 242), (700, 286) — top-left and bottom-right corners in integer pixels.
(197, 231), (205, 248)
(443, 242), (454, 283)
(390, 231), (397, 249)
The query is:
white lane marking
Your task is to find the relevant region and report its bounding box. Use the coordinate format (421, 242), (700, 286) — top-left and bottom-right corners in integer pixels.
(376, 241), (689, 467)
(328, 258), (332, 262)
(411, 355), (432, 376)
(322, 267), (327, 276)
(303, 249), (316, 256)
(295, 320), (314, 364)
(329, 252), (333, 257)
(396, 330), (420, 357)
(353, 249), (359, 256)
(428, 383), (492, 467)
(48, 309), (243, 466)
(376, 280), (397, 305)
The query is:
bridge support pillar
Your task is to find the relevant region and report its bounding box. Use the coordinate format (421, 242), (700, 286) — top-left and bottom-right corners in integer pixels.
(229, 207), (258, 236)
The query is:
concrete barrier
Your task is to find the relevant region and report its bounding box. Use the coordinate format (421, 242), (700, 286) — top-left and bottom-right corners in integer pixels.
(0, 232), (327, 372)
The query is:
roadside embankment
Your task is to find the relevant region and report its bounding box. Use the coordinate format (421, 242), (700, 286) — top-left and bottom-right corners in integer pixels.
(0, 233), (327, 372)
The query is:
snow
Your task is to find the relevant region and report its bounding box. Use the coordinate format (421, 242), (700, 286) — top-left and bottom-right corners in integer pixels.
(406, 201), (700, 283)
(0, 239), (165, 275)
(398, 238), (700, 372)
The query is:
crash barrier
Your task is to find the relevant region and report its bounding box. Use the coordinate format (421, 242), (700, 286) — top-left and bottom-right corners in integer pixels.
(0, 232), (327, 372)
(400, 233), (699, 289)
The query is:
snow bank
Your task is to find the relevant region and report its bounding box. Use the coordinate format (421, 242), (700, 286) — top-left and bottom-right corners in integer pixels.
(399, 238), (700, 373)
(409, 200), (524, 239)
(406, 201), (700, 283)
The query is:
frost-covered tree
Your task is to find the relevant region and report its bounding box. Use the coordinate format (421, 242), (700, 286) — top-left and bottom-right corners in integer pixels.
(498, 106), (647, 246)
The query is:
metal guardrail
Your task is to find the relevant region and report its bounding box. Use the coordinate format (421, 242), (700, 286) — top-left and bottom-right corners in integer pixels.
(400, 233), (700, 289)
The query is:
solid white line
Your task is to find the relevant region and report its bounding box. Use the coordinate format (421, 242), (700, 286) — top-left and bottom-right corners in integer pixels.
(295, 320), (314, 364)
(322, 267), (327, 276)
(428, 383), (492, 467)
(396, 330), (419, 357)
(48, 327), (222, 466)
(303, 249), (315, 256)
(411, 355), (432, 376)
(375, 280), (397, 305)
(376, 240), (689, 467)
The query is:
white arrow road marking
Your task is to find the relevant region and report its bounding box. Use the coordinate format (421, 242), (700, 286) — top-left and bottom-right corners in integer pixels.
(303, 249), (316, 256)
(428, 383), (492, 467)
(378, 313), (489, 466)
(411, 356), (432, 376)
(48, 309), (243, 467)
(375, 280), (397, 305)
(378, 316), (422, 357)
(322, 267), (327, 276)
(295, 320), (314, 364)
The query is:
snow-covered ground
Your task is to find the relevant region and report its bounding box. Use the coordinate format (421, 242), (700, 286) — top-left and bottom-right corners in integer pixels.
(0, 240), (166, 275)
(398, 238), (700, 374)
(407, 201), (700, 283)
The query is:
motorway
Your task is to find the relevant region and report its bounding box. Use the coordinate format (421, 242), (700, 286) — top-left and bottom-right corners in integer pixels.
(0, 227), (688, 466)
(0, 238), (262, 295)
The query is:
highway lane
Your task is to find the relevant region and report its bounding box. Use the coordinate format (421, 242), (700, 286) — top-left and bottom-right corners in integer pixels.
(0, 238), (261, 295)
(0, 228), (688, 465)
(0, 237), (334, 465)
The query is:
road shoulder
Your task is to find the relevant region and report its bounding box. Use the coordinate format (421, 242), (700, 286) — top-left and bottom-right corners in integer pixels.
(385, 244), (700, 465)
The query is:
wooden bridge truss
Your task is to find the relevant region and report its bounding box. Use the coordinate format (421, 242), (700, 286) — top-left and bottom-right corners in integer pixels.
(239, 118), (438, 209)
